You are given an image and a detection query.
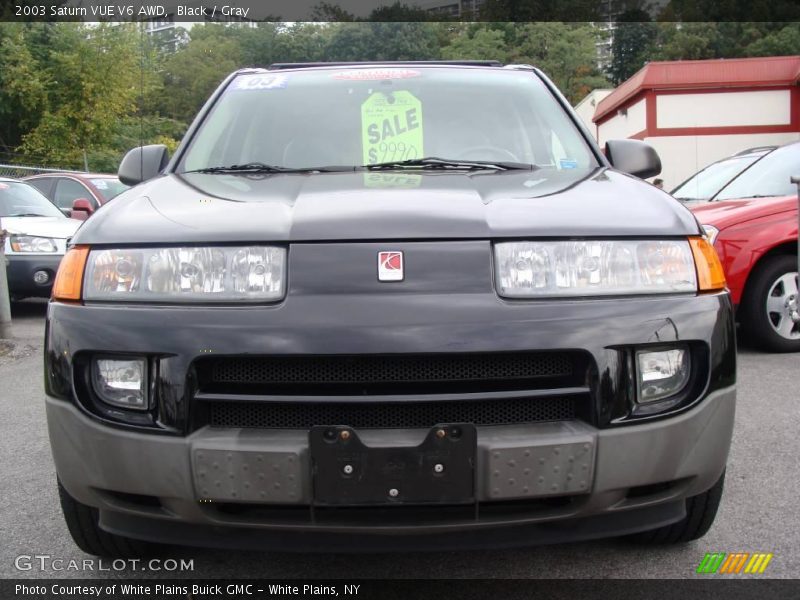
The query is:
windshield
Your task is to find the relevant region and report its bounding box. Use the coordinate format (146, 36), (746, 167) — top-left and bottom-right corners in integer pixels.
(179, 67), (597, 172)
(715, 144), (800, 201)
(90, 178), (130, 201)
(0, 181), (64, 218)
(671, 154), (763, 201)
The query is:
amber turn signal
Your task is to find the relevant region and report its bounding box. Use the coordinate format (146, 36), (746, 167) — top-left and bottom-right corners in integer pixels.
(689, 237), (726, 292)
(52, 245), (90, 301)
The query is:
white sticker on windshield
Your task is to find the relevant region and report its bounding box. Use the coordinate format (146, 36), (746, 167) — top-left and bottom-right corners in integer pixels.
(231, 74), (288, 91)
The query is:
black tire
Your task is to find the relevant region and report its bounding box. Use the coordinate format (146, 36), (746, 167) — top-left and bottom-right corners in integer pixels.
(58, 480), (157, 558)
(739, 255), (800, 352)
(627, 470), (725, 544)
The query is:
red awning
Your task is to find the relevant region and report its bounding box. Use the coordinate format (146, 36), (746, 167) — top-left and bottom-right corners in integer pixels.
(594, 55), (800, 123)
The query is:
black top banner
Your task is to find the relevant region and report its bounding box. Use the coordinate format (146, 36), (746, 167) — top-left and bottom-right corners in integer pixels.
(1, 0), (799, 22)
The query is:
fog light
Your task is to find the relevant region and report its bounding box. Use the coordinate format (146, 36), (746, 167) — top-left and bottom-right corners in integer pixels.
(33, 270), (50, 285)
(636, 348), (689, 403)
(91, 358), (148, 410)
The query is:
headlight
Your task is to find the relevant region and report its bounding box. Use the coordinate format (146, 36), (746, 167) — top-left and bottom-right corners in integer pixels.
(702, 224), (719, 245)
(83, 246), (285, 302)
(495, 240), (697, 298)
(10, 235), (58, 253)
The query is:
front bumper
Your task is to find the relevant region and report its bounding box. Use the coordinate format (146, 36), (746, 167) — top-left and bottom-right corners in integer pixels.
(45, 283), (736, 549)
(5, 253), (63, 298)
(48, 385), (734, 549)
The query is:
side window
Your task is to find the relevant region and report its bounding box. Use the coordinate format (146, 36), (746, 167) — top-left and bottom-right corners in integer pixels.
(27, 177), (54, 199)
(54, 179), (97, 210)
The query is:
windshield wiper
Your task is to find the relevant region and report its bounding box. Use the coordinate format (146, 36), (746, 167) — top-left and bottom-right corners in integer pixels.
(363, 157), (535, 171)
(185, 162), (355, 174)
(7, 213), (50, 217)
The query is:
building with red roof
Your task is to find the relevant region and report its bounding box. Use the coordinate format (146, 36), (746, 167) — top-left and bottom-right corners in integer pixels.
(590, 55), (800, 189)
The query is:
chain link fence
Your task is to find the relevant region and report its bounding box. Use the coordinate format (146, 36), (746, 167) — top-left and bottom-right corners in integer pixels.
(0, 164), (86, 179)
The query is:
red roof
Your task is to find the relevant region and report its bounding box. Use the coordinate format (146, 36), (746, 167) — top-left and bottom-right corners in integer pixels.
(594, 55), (800, 123)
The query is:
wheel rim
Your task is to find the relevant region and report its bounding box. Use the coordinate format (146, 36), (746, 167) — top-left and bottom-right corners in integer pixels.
(765, 271), (800, 340)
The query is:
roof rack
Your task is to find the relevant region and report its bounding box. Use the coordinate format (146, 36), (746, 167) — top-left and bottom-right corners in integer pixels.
(268, 60), (503, 70)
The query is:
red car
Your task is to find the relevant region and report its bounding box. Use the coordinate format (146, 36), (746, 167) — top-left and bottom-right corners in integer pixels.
(691, 141), (799, 352)
(23, 172), (129, 220)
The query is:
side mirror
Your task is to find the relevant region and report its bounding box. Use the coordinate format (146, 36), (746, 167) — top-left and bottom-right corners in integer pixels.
(605, 139), (662, 179)
(70, 198), (93, 221)
(118, 144), (169, 186)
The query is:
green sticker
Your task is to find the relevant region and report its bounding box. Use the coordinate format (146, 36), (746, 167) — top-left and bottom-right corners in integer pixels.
(362, 91), (423, 165)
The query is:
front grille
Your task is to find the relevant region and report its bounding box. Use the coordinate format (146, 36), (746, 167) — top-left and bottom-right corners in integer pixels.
(204, 396), (578, 429)
(199, 352), (579, 396)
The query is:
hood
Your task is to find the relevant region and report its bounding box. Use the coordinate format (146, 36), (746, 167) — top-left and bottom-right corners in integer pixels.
(73, 168), (700, 245)
(690, 195), (797, 230)
(0, 216), (82, 239)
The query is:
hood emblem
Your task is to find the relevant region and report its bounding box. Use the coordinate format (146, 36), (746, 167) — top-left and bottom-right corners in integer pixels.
(378, 251), (404, 282)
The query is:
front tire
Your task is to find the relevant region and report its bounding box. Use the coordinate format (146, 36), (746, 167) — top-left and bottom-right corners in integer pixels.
(740, 255), (800, 352)
(628, 470), (725, 544)
(58, 480), (157, 558)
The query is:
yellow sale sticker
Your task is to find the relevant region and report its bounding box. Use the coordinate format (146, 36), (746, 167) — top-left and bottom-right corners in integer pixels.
(362, 91), (423, 165)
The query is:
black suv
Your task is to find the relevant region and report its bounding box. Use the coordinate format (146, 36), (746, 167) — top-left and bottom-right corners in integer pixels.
(46, 62), (735, 555)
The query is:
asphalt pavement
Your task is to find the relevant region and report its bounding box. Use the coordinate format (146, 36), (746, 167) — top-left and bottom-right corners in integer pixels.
(1, 299), (797, 579)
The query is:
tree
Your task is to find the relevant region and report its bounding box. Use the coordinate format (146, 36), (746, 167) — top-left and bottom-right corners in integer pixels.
(0, 25), (49, 155)
(367, 2), (439, 21)
(441, 26), (510, 62)
(157, 25), (243, 123)
(324, 22), (440, 61)
(652, 22), (720, 61)
(479, 0), (601, 21)
(19, 23), (146, 169)
(742, 24), (800, 57)
(606, 11), (657, 85)
(512, 23), (611, 103)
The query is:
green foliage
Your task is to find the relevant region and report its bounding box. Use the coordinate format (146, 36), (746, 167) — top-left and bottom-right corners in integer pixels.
(478, 0), (602, 21)
(16, 24), (150, 168)
(441, 27), (511, 62)
(607, 13), (658, 84)
(742, 24), (800, 57)
(324, 22), (441, 61)
(512, 23), (610, 102)
(157, 26), (243, 119)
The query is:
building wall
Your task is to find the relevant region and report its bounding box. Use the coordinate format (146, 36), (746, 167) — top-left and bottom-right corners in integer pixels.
(573, 90), (612, 141)
(597, 98), (646, 146)
(645, 132), (800, 191)
(656, 90), (792, 129)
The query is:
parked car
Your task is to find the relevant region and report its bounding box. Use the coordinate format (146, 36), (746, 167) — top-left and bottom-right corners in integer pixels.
(46, 62), (734, 557)
(0, 177), (82, 299)
(691, 141), (799, 352)
(23, 172), (129, 220)
(671, 146), (776, 204)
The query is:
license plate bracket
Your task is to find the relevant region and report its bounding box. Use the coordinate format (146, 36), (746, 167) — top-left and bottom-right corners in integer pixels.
(310, 424), (476, 506)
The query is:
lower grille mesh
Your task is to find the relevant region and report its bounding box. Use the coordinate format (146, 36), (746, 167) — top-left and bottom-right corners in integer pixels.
(205, 396), (577, 430)
(200, 352), (578, 396)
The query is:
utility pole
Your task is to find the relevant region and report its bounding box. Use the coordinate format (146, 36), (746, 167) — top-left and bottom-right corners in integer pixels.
(0, 226), (13, 339)
(792, 176), (800, 326)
